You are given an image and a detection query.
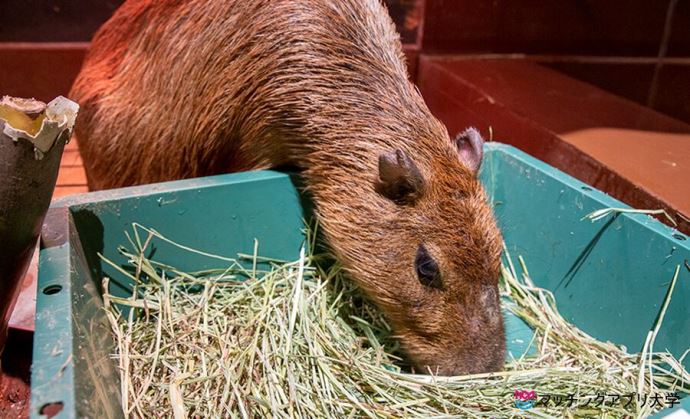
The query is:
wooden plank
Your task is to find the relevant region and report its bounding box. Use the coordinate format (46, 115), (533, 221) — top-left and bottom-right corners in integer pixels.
(420, 0), (689, 56)
(417, 55), (690, 234)
(0, 43), (89, 103)
(56, 166), (87, 187)
(53, 185), (89, 199)
(60, 149), (83, 167)
(64, 139), (80, 151)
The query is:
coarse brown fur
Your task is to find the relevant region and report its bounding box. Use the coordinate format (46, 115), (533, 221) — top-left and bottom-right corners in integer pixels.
(71, 0), (505, 375)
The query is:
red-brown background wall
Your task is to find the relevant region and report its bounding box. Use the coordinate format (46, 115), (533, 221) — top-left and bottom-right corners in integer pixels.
(1, 0), (689, 124)
(419, 0), (690, 125)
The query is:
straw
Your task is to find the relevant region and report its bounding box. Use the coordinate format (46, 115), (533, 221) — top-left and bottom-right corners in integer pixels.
(102, 224), (689, 418)
(583, 207), (677, 226)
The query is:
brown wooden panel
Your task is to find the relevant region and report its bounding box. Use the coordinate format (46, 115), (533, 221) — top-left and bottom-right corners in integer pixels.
(60, 149), (83, 167)
(653, 64), (690, 124)
(668, 0), (690, 57)
(53, 185), (89, 198)
(417, 55), (690, 233)
(542, 61), (655, 108)
(0, 0), (422, 45)
(0, 0), (122, 42)
(423, 57), (689, 134)
(56, 166), (87, 187)
(64, 139), (80, 151)
(543, 61), (690, 126)
(421, 0), (683, 56)
(0, 43), (88, 103)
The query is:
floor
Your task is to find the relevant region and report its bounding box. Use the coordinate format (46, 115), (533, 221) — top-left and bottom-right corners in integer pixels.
(0, 329), (32, 418)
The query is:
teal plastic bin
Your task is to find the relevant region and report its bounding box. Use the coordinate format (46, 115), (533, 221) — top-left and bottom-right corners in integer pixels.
(31, 143), (690, 418)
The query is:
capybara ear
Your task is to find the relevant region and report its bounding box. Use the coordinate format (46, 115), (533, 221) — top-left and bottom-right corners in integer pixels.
(453, 127), (484, 174)
(376, 149), (425, 205)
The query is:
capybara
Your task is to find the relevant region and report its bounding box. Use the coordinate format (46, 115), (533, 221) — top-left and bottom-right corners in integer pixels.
(71, 0), (505, 375)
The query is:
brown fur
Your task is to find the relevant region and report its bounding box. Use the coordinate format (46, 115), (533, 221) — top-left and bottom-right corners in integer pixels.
(71, 0), (505, 375)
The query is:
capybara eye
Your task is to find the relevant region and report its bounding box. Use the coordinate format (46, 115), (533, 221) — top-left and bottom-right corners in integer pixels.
(415, 244), (443, 289)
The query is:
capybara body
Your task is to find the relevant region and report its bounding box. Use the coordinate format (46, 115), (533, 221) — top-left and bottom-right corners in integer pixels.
(71, 0), (505, 375)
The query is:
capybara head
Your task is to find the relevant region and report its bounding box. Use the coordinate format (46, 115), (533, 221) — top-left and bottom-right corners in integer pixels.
(378, 128), (504, 375)
(319, 127), (505, 376)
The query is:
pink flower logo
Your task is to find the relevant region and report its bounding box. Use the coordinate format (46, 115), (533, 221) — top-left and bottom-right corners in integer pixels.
(514, 390), (537, 410)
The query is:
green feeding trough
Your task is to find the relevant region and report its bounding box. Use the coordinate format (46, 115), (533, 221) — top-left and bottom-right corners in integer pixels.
(31, 143), (690, 418)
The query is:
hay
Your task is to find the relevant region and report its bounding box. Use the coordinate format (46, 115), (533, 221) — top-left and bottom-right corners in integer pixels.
(583, 207), (677, 226)
(102, 223), (689, 418)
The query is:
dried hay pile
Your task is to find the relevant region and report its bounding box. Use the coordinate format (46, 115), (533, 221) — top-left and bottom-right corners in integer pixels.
(102, 224), (689, 418)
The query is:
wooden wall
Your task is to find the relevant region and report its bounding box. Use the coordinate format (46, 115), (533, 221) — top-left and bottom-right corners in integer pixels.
(3, 1), (686, 124)
(420, 0), (690, 124)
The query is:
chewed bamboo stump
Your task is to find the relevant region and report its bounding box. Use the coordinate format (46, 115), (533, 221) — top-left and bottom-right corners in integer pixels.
(0, 96), (78, 354)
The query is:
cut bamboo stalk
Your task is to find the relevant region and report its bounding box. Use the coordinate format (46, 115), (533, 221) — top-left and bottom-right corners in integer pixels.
(0, 95), (78, 354)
